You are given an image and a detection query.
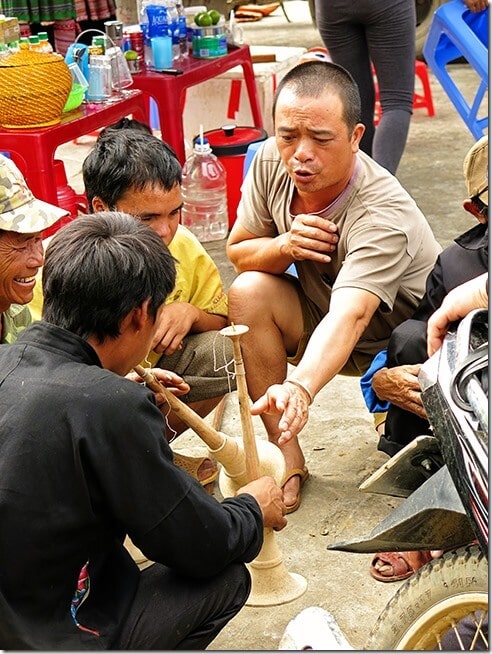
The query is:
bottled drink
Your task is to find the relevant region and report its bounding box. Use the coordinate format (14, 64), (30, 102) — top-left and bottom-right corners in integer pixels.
(175, 2), (188, 59)
(164, 0), (180, 61)
(28, 35), (41, 52)
(38, 32), (53, 53)
(137, 0), (153, 67)
(181, 138), (228, 242)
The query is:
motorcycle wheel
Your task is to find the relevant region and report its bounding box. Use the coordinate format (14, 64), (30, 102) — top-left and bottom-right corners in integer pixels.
(365, 545), (488, 650)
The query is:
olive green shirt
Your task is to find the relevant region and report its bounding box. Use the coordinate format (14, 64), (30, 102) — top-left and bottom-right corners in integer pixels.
(1, 304), (32, 344)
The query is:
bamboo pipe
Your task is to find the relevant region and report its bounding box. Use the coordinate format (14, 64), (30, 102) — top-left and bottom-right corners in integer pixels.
(134, 364), (224, 450)
(218, 326), (307, 606)
(219, 325), (260, 482)
(133, 364), (249, 484)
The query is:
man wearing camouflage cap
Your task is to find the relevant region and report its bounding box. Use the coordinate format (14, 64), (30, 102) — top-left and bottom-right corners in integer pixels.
(0, 154), (68, 344)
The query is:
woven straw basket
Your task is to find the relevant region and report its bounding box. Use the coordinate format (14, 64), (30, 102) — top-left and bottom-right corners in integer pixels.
(0, 50), (72, 129)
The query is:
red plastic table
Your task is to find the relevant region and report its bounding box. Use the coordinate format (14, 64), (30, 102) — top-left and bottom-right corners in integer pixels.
(130, 44), (264, 163)
(0, 90), (147, 206)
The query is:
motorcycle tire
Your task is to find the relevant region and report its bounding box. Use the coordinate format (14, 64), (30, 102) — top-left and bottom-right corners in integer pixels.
(365, 545), (488, 650)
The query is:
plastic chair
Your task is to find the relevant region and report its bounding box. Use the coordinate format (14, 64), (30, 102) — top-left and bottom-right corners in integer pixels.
(243, 139), (263, 178)
(243, 140), (298, 277)
(423, 0), (488, 139)
(373, 60), (435, 126)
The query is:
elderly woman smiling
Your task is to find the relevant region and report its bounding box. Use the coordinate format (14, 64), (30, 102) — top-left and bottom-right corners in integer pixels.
(0, 155), (67, 344)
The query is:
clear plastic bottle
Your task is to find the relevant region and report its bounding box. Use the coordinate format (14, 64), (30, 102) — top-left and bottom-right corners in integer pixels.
(137, 0), (153, 67)
(38, 31), (54, 53)
(164, 0), (180, 61)
(181, 137), (228, 242)
(28, 35), (42, 52)
(175, 2), (188, 59)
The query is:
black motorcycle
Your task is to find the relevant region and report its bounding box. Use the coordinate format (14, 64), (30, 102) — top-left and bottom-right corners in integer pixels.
(323, 307), (488, 649)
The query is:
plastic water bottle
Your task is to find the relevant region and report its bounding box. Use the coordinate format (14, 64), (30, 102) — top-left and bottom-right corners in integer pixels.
(181, 137), (228, 242)
(137, 0), (153, 67)
(164, 0), (180, 61)
(175, 2), (188, 59)
(38, 32), (54, 53)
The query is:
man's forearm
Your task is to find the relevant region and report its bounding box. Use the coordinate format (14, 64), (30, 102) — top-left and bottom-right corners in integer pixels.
(227, 233), (293, 274)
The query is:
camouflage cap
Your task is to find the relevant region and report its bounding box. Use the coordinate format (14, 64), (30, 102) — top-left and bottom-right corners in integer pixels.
(0, 155), (69, 233)
(463, 135), (488, 207)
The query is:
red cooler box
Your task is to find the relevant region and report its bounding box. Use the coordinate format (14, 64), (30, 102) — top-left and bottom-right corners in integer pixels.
(202, 124), (268, 229)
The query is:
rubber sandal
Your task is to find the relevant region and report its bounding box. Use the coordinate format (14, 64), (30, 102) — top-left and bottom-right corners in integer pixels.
(173, 452), (219, 494)
(282, 467), (309, 514)
(237, 3), (281, 16)
(370, 550), (433, 583)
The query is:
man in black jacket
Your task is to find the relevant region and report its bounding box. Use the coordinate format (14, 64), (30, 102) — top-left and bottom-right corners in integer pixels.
(364, 135), (487, 583)
(0, 212), (286, 649)
(371, 135), (488, 457)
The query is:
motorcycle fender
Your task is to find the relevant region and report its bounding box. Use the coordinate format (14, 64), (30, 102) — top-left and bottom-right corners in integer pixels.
(328, 466), (476, 553)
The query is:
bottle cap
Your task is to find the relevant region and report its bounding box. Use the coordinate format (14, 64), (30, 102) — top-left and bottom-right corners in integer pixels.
(193, 137), (212, 154)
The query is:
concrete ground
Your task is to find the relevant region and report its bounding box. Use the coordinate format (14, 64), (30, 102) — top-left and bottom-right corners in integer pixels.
(56, 2), (486, 649)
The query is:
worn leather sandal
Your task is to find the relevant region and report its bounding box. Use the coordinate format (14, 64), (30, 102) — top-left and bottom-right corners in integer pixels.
(282, 467), (309, 514)
(173, 452), (219, 494)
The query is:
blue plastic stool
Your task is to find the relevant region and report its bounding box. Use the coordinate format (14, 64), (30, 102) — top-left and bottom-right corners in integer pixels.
(243, 140), (263, 178)
(149, 97), (160, 132)
(243, 140), (298, 278)
(423, 0), (488, 139)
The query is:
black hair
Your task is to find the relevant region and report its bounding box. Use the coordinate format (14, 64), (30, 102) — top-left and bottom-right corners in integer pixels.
(272, 60), (362, 132)
(97, 117), (153, 139)
(42, 212), (176, 342)
(82, 130), (182, 211)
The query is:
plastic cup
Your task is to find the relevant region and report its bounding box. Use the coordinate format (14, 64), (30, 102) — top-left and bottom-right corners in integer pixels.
(151, 36), (173, 70)
(106, 46), (133, 91)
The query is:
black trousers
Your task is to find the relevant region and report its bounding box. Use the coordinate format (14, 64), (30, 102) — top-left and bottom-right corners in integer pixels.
(377, 318), (431, 457)
(112, 562), (250, 650)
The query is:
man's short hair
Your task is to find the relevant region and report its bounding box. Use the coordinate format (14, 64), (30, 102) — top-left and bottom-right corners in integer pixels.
(42, 212), (176, 342)
(272, 60), (362, 132)
(82, 131), (182, 211)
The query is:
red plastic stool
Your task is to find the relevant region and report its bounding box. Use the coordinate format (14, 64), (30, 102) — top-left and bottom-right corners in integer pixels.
(413, 60), (436, 117)
(373, 60), (435, 125)
(42, 159), (88, 238)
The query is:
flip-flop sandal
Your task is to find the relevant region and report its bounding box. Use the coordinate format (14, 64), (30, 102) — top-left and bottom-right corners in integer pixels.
(282, 467), (309, 514)
(237, 3), (280, 16)
(173, 452), (219, 494)
(370, 550), (433, 582)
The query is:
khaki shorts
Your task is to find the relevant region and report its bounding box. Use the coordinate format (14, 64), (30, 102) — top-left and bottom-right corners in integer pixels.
(156, 331), (237, 403)
(287, 279), (374, 376)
